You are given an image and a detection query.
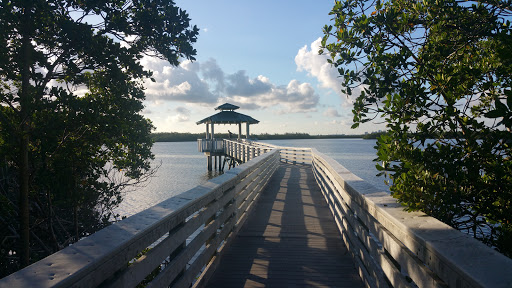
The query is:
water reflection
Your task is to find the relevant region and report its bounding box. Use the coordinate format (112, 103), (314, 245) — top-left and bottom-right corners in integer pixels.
(201, 170), (224, 182)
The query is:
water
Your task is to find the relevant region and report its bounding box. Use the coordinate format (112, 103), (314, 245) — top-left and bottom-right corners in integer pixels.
(116, 138), (388, 217)
(115, 142), (222, 217)
(264, 138), (388, 192)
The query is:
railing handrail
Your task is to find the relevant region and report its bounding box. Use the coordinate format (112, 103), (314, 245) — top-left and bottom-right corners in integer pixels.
(0, 149), (280, 288)
(310, 148), (512, 288)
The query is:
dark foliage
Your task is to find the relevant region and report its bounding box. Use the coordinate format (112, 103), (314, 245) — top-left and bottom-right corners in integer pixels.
(0, 0), (198, 276)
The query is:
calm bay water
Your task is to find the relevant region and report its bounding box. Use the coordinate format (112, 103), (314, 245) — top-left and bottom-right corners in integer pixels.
(116, 138), (388, 217)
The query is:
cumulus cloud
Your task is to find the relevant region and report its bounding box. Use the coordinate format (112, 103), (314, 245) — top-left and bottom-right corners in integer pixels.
(323, 107), (341, 118)
(295, 38), (340, 91)
(279, 80), (319, 112)
(201, 58), (225, 92)
(295, 38), (357, 106)
(140, 55), (321, 113)
(226, 71), (272, 97)
(142, 58), (217, 104)
(226, 79), (319, 113)
(173, 106), (191, 122)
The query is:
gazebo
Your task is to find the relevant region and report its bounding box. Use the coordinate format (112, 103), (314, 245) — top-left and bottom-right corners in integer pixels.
(196, 103), (259, 170)
(196, 103), (259, 140)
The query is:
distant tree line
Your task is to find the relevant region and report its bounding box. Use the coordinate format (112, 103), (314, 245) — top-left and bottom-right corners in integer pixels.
(361, 131), (387, 139)
(151, 132), (367, 142)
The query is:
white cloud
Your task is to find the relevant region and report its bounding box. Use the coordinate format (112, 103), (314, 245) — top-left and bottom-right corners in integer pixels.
(173, 106), (191, 122)
(201, 58), (225, 92)
(225, 79), (319, 113)
(142, 57), (217, 104)
(323, 107), (341, 117)
(295, 38), (340, 91)
(279, 80), (319, 112)
(295, 38), (357, 106)
(330, 119), (350, 125)
(226, 71), (272, 97)
(139, 55), (321, 114)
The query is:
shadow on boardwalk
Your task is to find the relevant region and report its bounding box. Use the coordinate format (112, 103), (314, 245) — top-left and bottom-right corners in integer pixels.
(207, 163), (363, 287)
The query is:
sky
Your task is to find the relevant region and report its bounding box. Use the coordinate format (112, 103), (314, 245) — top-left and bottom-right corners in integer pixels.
(140, 0), (383, 135)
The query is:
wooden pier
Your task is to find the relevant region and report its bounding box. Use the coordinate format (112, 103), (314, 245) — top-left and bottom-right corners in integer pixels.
(2, 142), (512, 288)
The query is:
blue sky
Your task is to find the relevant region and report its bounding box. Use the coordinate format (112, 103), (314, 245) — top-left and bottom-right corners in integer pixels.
(141, 1), (382, 135)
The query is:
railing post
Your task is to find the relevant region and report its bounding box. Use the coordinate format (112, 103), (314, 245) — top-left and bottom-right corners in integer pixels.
(168, 220), (186, 284)
(205, 199), (218, 264)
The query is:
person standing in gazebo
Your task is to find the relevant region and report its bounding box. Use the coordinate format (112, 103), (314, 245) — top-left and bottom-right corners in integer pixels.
(228, 130), (233, 139)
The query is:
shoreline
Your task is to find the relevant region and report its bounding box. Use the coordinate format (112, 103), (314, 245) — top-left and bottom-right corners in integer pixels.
(151, 132), (382, 142)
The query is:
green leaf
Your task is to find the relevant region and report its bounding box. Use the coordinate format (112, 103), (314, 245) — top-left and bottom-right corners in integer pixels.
(506, 90), (512, 109)
(485, 109), (503, 118)
(496, 98), (508, 112)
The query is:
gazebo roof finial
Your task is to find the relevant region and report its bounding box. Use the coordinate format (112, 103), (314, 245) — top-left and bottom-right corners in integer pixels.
(215, 103), (239, 111)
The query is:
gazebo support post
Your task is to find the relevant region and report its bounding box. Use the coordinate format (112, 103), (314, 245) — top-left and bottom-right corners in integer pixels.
(246, 123), (250, 139)
(238, 123), (242, 140)
(208, 122), (214, 171)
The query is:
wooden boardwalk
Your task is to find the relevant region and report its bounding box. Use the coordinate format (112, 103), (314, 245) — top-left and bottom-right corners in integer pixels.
(207, 163), (364, 287)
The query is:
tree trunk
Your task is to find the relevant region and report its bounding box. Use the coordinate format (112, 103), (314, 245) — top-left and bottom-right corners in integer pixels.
(19, 8), (32, 268)
(74, 205), (79, 243)
(19, 131), (30, 267)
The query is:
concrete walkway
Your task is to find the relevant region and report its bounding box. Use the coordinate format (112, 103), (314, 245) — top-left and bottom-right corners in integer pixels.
(207, 163), (364, 287)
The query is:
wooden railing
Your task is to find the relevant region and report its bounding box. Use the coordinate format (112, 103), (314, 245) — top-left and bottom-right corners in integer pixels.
(197, 138), (224, 153)
(224, 140), (311, 165)
(276, 146), (311, 165)
(223, 139), (272, 163)
(310, 148), (512, 288)
(0, 150), (280, 288)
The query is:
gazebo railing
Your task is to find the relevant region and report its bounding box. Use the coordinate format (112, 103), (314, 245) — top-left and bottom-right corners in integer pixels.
(197, 138), (224, 153)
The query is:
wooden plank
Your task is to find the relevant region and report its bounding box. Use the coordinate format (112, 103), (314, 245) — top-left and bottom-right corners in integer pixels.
(206, 163), (364, 287)
(314, 166), (389, 288)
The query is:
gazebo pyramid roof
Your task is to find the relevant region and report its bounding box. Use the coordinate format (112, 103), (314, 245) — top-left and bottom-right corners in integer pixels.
(196, 103), (259, 125)
(196, 111), (259, 125)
